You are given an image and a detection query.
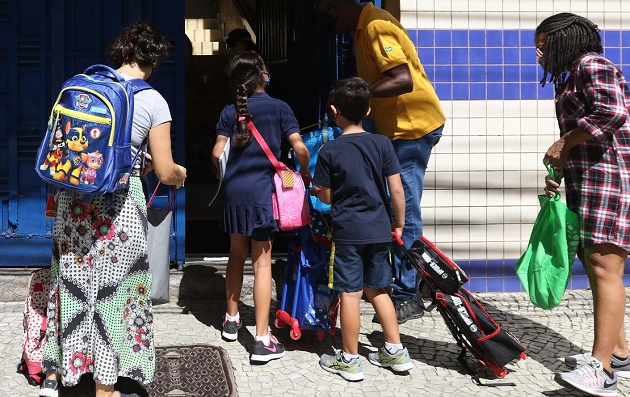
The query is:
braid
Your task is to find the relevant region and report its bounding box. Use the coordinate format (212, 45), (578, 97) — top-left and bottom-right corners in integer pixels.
(234, 84), (253, 147)
(536, 13), (603, 90)
(226, 51), (267, 148)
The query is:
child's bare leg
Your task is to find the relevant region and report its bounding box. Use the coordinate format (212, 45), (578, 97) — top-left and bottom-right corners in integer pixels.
(251, 239), (273, 337)
(365, 287), (401, 344)
(340, 290), (363, 355)
(226, 234), (248, 316)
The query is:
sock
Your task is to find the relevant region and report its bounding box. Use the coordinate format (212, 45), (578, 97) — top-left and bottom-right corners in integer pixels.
(255, 333), (270, 345)
(342, 351), (360, 362)
(385, 342), (403, 353)
(225, 312), (240, 322)
(613, 354), (629, 361)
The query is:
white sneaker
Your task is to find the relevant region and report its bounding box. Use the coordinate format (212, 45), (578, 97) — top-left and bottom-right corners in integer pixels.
(565, 352), (630, 378)
(555, 356), (617, 397)
(39, 379), (59, 397)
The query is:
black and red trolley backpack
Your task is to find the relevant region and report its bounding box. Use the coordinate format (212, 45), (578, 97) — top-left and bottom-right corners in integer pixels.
(393, 234), (527, 386)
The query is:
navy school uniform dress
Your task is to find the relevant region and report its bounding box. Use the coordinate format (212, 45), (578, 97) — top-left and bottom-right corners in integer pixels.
(216, 92), (300, 237)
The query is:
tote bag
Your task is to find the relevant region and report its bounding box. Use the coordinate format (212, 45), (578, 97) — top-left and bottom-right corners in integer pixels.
(515, 162), (579, 309)
(147, 182), (175, 305)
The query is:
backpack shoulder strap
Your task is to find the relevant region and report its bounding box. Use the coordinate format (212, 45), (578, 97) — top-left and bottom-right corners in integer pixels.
(127, 78), (153, 94)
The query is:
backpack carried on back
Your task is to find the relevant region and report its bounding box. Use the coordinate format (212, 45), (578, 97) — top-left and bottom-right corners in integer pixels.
(35, 64), (152, 196)
(17, 268), (51, 386)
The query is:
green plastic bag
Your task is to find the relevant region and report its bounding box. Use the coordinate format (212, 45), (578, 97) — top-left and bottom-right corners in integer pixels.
(515, 162), (580, 309)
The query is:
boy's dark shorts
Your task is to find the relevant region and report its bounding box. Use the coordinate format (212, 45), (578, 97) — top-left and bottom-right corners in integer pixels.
(330, 242), (391, 292)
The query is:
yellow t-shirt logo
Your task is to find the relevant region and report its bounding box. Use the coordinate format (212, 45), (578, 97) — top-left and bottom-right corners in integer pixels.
(384, 46), (393, 52)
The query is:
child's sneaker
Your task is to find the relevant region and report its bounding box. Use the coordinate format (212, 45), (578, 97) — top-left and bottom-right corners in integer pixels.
(565, 352), (630, 378)
(555, 356), (617, 397)
(319, 351), (364, 381)
(367, 346), (413, 372)
(39, 379), (59, 397)
(250, 333), (285, 363)
(221, 316), (242, 341)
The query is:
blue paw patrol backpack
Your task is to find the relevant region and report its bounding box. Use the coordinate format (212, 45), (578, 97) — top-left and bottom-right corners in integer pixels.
(35, 64), (152, 197)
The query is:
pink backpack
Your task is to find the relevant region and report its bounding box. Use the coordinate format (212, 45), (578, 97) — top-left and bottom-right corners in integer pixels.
(17, 268), (50, 386)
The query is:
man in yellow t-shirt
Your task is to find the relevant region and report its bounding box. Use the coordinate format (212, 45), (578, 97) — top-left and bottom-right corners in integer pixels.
(315, 0), (446, 324)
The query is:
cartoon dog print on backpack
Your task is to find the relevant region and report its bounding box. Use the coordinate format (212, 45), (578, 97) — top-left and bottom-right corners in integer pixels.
(52, 121), (89, 186)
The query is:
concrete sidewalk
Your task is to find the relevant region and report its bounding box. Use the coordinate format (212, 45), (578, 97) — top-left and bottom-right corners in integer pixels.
(2, 262), (630, 396)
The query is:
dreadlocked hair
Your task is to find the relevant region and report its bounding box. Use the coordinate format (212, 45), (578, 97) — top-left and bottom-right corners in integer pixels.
(536, 13), (602, 90)
(227, 51), (267, 148)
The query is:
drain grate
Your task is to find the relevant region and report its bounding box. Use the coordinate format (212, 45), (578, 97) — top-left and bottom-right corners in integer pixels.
(146, 344), (237, 397)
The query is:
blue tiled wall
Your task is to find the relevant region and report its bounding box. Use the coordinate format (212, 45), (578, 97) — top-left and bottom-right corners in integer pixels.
(412, 29), (630, 101)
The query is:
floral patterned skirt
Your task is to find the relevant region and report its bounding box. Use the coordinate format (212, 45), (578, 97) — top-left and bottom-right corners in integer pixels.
(42, 177), (155, 387)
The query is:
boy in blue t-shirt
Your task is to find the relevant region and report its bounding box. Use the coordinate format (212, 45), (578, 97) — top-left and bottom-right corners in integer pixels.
(311, 77), (412, 381)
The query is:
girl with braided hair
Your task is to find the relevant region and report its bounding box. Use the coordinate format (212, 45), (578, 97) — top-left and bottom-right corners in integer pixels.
(537, 12), (630, 396)
(211, 51), (310, 363)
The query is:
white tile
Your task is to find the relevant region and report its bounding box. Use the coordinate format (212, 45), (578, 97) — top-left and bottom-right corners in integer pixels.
(469, 153), (487, 171)
(451, 119), (471, 137)
(504, 170), (523, 188)
(434, 12), (453, 29)
(469, 225), (488, 242)
(485, 12), (503, 29)
(587, 0), (606, 12)
(486, 170), (503, 188)
(487, 205), (504, 223)
(453, 206), (471, 224)
(486, 224), (505, 242)
(536, 0), (554, 12)
(469, 189), (488, 206)
(504, 204), (522, 223)
(452, 154), (471, 171)
(520, 12), (539, 30)
(434, 136), (452, 154)
(503, 118), (522, 135)
(520, 1), (537, 12)
(434, 0), (453, 12)
(503, 12), (521, 29)
(469, 101), (487, 118)
(453, 171), (471, 189)
(452, 243), (471, 260)
(520, 170), (539, 188)
(435, 225), (455, 242)
(488, 118), (505, 135)
(452, 189), (470, 206)
(537, 100), (556, 117)
(486, 136), (504, 153)
(451, 100), (470, 118)
(504, 223), (523, 242)
(435, 207), (454, 224)
(435, 189), (454, 207)
(469, 12), (487, 28)
(400, 0), (417, 12)
(553, 0), (572, 12)
(504, 136), (521, 153)
(441, 100), (454, 118)
(417, 13), (436, 29)
(422, 189), (435, 207)
(487, 101), (505, 117)
(470, 242), (490, 260)
(503, 241), (524, 259)
(401, 11), (419, 29)
(468, 206), (486, 224)
(452, 12), (470, 29)
(468, 0), (486, 12)
(603, 12), (622, 30)
(521, 118), (537, 135)
(603, 0), (621, 12)
(451, 0), (469, 12)
(570, 0), (588, 13)
(505, 189), (523, 206)
(486, 153), (505, 171)
(520, 136), (539, 153)
(520, 100), (538, 117)
(586, 12), (604, 26)
(503, 100), (521, 117)
(453, 225), (472, 243)
(506, 152), (522, 171)
(469, 136), (487, 153)
(487, 189), (504, 206)
(521, 205), (539, 224)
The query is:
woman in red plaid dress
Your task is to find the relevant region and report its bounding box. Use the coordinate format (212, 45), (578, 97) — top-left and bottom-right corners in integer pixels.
(537, 13), (630, 396)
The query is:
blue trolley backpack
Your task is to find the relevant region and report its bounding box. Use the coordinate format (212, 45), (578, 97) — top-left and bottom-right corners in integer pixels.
(35, 64), (152, 197)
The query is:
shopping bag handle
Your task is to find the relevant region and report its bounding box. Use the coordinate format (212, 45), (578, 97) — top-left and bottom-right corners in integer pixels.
(147, 182), (176, 211)
(543, 160), (562, 183)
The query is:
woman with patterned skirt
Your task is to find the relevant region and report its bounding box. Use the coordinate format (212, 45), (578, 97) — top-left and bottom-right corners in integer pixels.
(40, 21), (187, 397)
